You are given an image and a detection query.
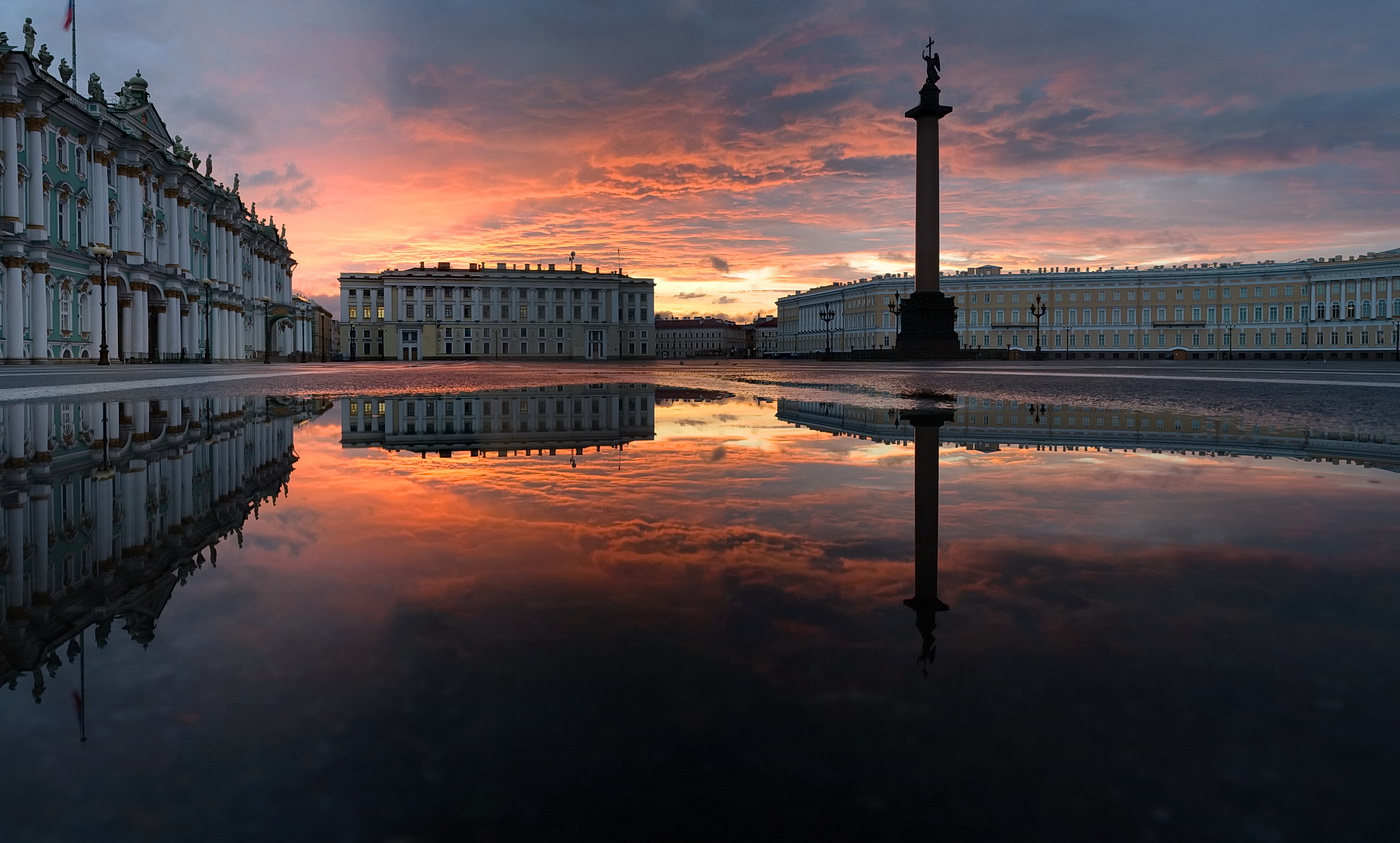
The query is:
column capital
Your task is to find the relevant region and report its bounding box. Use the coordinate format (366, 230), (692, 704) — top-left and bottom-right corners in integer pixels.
(2, 256), (28, 269)
(24, 115), (49, 132)
(0, 101), (24, 118)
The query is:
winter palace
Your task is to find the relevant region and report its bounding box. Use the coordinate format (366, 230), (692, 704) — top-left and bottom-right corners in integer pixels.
(1, 29), (309, 363)
(778, 249), (1400, 359)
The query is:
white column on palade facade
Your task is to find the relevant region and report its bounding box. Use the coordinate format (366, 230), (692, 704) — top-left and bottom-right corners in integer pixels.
(92, 151), (111, 249)
(0, 101), (22, 229)
(3, 255), (26, 361)
(25, 111), (48, 242)
(176, 197), (189, 276)
(29, 258), (49, 361)
(163, 186), (180, 272)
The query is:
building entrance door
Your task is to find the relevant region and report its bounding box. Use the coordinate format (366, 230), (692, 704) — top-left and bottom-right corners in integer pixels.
(587, 330), (605, 360)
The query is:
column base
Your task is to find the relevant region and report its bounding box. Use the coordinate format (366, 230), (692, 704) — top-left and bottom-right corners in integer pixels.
(895, 291), (963, 359)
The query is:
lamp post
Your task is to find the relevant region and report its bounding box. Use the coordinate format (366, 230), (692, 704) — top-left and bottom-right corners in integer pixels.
(91, 245), (113, 365)
(259, 296), (271, 364)
(1392, 317), (1399, 362)
(819, 304), (835, 356)
(1029, 293), (1048, 356)
(888, 296), (902, 352)
(201, 279), (213, 363)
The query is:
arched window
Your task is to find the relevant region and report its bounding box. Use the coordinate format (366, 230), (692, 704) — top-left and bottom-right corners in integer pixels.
(1347, 301), (1356, 319)
(57, 189), (71, 244)
(1362, 300), (1372, 318)
(1316, 302), (1326, 320)
(1331, 302), (1341, 320)
(1380, 299), (1389, 319)
(60, 287), (72, 332)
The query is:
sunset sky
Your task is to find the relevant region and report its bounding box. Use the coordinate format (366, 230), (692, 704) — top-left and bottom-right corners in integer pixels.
(15, 0), (1400, 319)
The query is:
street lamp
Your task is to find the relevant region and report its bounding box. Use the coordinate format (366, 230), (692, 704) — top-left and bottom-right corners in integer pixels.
(260, 296), (271, 364)
(90, 245), (113, 365)
(201, 278), (213, 363)
(1392, 317), (1399, 362)
(818, 304), (835, 356)
(1029, 293), (1048, 356)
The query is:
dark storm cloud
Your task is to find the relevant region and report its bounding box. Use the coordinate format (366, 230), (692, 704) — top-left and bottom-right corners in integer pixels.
(709, 256), (731, 273)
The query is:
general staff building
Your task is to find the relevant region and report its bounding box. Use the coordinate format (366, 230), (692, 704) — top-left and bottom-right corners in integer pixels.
(778, 249), (1400, 359)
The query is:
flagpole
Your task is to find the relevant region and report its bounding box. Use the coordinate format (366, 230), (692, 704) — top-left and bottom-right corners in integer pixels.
(70, 1), (77, 88)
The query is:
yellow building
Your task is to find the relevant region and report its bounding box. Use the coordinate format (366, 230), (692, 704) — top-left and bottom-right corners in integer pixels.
(947, 249), (1400, 360)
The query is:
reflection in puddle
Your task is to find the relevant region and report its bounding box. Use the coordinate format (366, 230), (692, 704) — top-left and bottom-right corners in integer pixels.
(2, 397), (329, 705)
(2, 385), (1397, 841)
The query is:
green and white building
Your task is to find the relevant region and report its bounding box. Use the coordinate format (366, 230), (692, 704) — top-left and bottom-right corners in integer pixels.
(1, 34), (306, 362)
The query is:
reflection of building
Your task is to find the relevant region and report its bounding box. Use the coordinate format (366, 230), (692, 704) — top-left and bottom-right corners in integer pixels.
(945, 398), (1400, 470)
(341, 385), (656, 457)
(0, 36), (307, 362)
(776, 397), (1400, 469)
(1, 396), (329, 701)
(775, 401), (913, 443)
(338, 262), (655, 361)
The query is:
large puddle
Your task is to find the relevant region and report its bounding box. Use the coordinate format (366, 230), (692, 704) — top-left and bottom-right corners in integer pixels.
(3, 383), (1397, 841)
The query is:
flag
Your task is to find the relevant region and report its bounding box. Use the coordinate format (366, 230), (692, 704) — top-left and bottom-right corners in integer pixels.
(63, 0), (75, 31)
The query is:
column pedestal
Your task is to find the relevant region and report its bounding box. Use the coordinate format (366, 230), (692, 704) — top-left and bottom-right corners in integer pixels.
(895, 291), (961, 359)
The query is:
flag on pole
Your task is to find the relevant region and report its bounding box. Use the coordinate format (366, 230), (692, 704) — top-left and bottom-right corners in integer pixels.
(63, 0), (75, 31)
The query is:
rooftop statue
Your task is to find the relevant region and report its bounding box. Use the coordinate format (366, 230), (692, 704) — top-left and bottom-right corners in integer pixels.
(37, 43), (53, 72)
(59, 58), (73, 86)
(233, 173), (240, 192)
(23, 17), (35, 56)
(88, 72), (104, 102)
(923, 37), (940, 85)
(191, 153), (201, 171)
(205, 154), (213, 178)
(0, 33), (10, 53)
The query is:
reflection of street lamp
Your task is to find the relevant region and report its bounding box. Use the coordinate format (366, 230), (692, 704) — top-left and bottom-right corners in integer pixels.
(259, 296), (271, 364)
(91, 245), (112, 365)
(819, 305), (835, 355)
(1392, 317), (1399, 362)
(1029, 293), (1048, 356)
(201, 278), (213, 363)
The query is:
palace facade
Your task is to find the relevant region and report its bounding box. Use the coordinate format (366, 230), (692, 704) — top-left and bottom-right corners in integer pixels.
(1, 32), (311, 362)
(778, 250), (1400, 360)
(338, 261), (655, 361)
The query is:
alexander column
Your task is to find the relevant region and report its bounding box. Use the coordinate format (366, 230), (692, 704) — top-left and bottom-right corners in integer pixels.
(896, 38), (961, 358)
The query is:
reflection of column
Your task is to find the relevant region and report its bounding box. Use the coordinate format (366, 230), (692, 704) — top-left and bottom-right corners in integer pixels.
(904, 408), (954, 674)
(30, 483), (51, 600)
(5, 494), (27, 615)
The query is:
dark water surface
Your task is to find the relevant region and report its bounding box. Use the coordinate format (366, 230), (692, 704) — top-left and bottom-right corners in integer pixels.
(3, 366), (1398, 842)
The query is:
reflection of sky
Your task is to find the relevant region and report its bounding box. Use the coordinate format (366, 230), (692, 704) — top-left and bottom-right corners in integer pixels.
(3, 395), (1398, 841)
